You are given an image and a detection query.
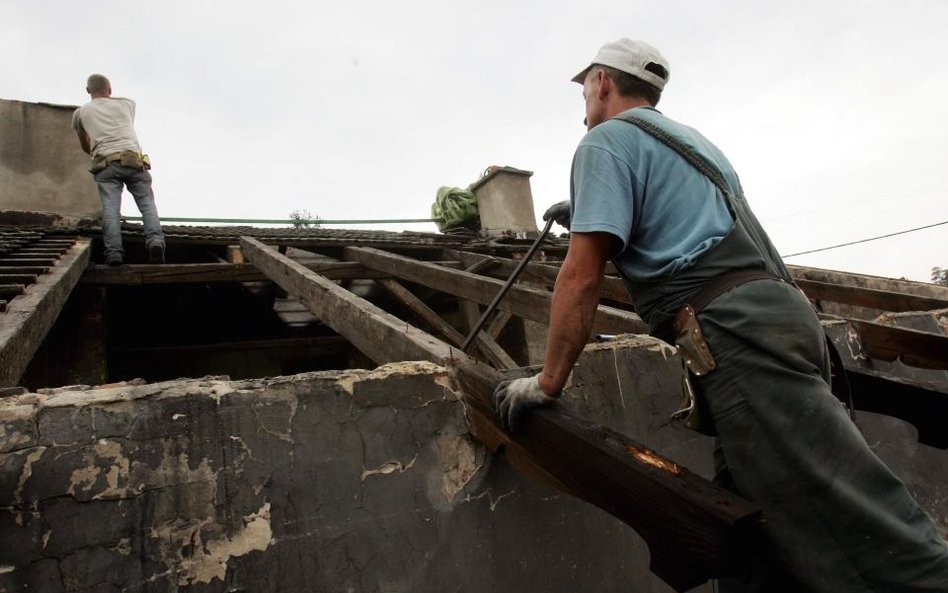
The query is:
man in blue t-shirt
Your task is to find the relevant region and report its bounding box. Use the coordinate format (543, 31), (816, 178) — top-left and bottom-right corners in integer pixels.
(494, 38), (948, 592)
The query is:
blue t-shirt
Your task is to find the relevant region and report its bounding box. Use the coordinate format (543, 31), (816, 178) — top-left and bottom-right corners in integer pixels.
(570, 107), (735, 280)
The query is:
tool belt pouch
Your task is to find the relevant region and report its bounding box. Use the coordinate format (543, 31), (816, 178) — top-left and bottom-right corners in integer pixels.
(119, 151), (146, 170)
(671, 304), (717, 435)
(89, 157), (109, 175)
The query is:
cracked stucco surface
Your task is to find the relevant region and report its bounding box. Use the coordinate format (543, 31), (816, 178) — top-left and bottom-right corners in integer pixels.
(0, 364), (515, 592)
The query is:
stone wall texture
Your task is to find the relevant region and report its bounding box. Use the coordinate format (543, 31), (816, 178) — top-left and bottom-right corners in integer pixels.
(1, 337), (946, 593)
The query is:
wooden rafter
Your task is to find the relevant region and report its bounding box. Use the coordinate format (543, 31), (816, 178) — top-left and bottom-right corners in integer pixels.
(844, 318), (948, 370)
(796, 279), (948, 313)
(0, 238), (91, 387)
(241, 236), (759, 592)
(344, 246), (649, 334)
(81, 261), (462, 285)
(445, 248), (633, 305)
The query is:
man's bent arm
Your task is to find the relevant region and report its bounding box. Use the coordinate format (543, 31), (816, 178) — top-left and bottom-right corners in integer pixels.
(538, 231), (614, 396)
(76, 130), (92, 155)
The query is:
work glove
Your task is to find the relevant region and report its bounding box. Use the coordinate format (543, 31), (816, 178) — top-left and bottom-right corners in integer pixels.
(493, 375), (556, 433)
(542, 200), (571, 230)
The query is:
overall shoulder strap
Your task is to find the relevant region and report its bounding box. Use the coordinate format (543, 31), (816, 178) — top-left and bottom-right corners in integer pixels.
(615, 112), (734, 200)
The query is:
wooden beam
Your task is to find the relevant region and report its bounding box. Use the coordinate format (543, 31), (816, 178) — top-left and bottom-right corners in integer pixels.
(376, 278), (467, 345)
(845, 318), (948, 370)
(0, 267), (49, 275)
(243, 235), (758, 591)
(843, 365), (948, 449)
(0, 258), (58, 266)
(0, 284), (25, 300)
(449, 356), (760, 591)
(0, 274), (38, 285)
(241, 237), (456, 365)
(346, 246), (648, 334)
(797, 278), (948, 313)
(0, 238), (91, 387)
(486, 310), (514, 341)
(81, 261), (463, 285)
(445, 248), (634, 305)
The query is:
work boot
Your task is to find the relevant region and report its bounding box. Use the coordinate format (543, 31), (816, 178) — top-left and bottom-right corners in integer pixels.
(148, 243), (165, 264)
(106, 253), (123, 266)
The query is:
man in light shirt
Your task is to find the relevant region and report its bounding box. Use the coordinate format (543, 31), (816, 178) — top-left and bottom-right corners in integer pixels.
(72, 74), (165, 265)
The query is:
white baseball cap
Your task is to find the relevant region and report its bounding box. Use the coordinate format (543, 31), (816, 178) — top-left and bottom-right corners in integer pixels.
(571, 38), (670, 90)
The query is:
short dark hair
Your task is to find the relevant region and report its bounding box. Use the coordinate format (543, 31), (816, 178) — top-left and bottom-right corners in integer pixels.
(596, 65), (662, 106)
(86, 74), (110, 94)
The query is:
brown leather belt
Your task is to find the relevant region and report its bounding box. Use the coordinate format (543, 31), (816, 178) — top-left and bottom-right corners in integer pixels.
(689, 269), (782, 314)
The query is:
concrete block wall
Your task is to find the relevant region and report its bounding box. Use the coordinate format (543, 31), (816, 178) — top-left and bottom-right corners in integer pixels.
(0, 99), (100, 219)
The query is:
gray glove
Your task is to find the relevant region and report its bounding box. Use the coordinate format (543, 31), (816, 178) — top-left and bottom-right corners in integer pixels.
(542, 200), (571, 230)
(493, 375), (556, 433)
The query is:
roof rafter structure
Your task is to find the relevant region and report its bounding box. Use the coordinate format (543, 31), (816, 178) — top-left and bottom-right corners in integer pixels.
(240, 235), (761, 592)
(0, 236), (90, 386)
(343, 245), (649, 334)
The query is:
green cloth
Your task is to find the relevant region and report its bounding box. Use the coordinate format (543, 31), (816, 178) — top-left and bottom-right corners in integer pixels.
(431, 186), (479, 232)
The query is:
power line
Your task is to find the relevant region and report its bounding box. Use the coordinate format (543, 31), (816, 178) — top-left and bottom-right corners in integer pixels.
(782, 219), (948, 258)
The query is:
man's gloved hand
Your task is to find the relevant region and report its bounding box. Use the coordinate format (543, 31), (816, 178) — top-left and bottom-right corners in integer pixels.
(542, 200), (571, 230)
(493, 375), (556, 433)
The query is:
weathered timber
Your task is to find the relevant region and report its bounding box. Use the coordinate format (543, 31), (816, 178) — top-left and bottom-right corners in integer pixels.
(0, 285), (25, 300)
(243, 236), (759, 591)
(376, 278), (468, 346)
(844, 365), (948, 449)
(451, 356), (760, 591)
(81, 261), (463, 285)
(0, 238), (91, 387)
(790, 265), (948, 300)
(346, 246), (648, 334)
(798, 279), (948, 313)
(457, 298), (518, 370)
(241, 237), (456, 365)
(486, 310), (514, 340)
(446, 248), (633, 305)
(844, 318), (948, 370)
(374, 277), (520, 368)
(0, 258), (57, 266)
(0, 266), (48, 275)
(0, 274), (38, 285)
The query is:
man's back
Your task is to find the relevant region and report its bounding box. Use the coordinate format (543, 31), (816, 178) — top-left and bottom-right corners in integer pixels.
(72, 97), (140, 159)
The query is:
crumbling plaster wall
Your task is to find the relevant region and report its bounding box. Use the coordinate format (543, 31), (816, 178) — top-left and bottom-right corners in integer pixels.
(0, 99), (100, 219)
(0, 360), (663, 593)
(1, 337), (945, 593)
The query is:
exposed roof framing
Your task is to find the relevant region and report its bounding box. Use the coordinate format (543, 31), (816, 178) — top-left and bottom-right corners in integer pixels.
(343, 245), (649, 334)
(0, 234), (90, 386)
(240, 235), (760, 592)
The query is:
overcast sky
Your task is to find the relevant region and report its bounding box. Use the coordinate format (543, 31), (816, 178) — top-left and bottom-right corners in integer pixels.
(4, 0), (946, 282)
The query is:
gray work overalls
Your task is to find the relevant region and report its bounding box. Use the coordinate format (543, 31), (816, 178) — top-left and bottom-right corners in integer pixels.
(615, 110), (948, 593)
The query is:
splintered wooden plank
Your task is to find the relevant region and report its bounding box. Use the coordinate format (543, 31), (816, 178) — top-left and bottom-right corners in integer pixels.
(242, 236), (759, 591)
(0, 238), (91, 387)
(345, 246), (649, 334)
(797, 278), (948, 313)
